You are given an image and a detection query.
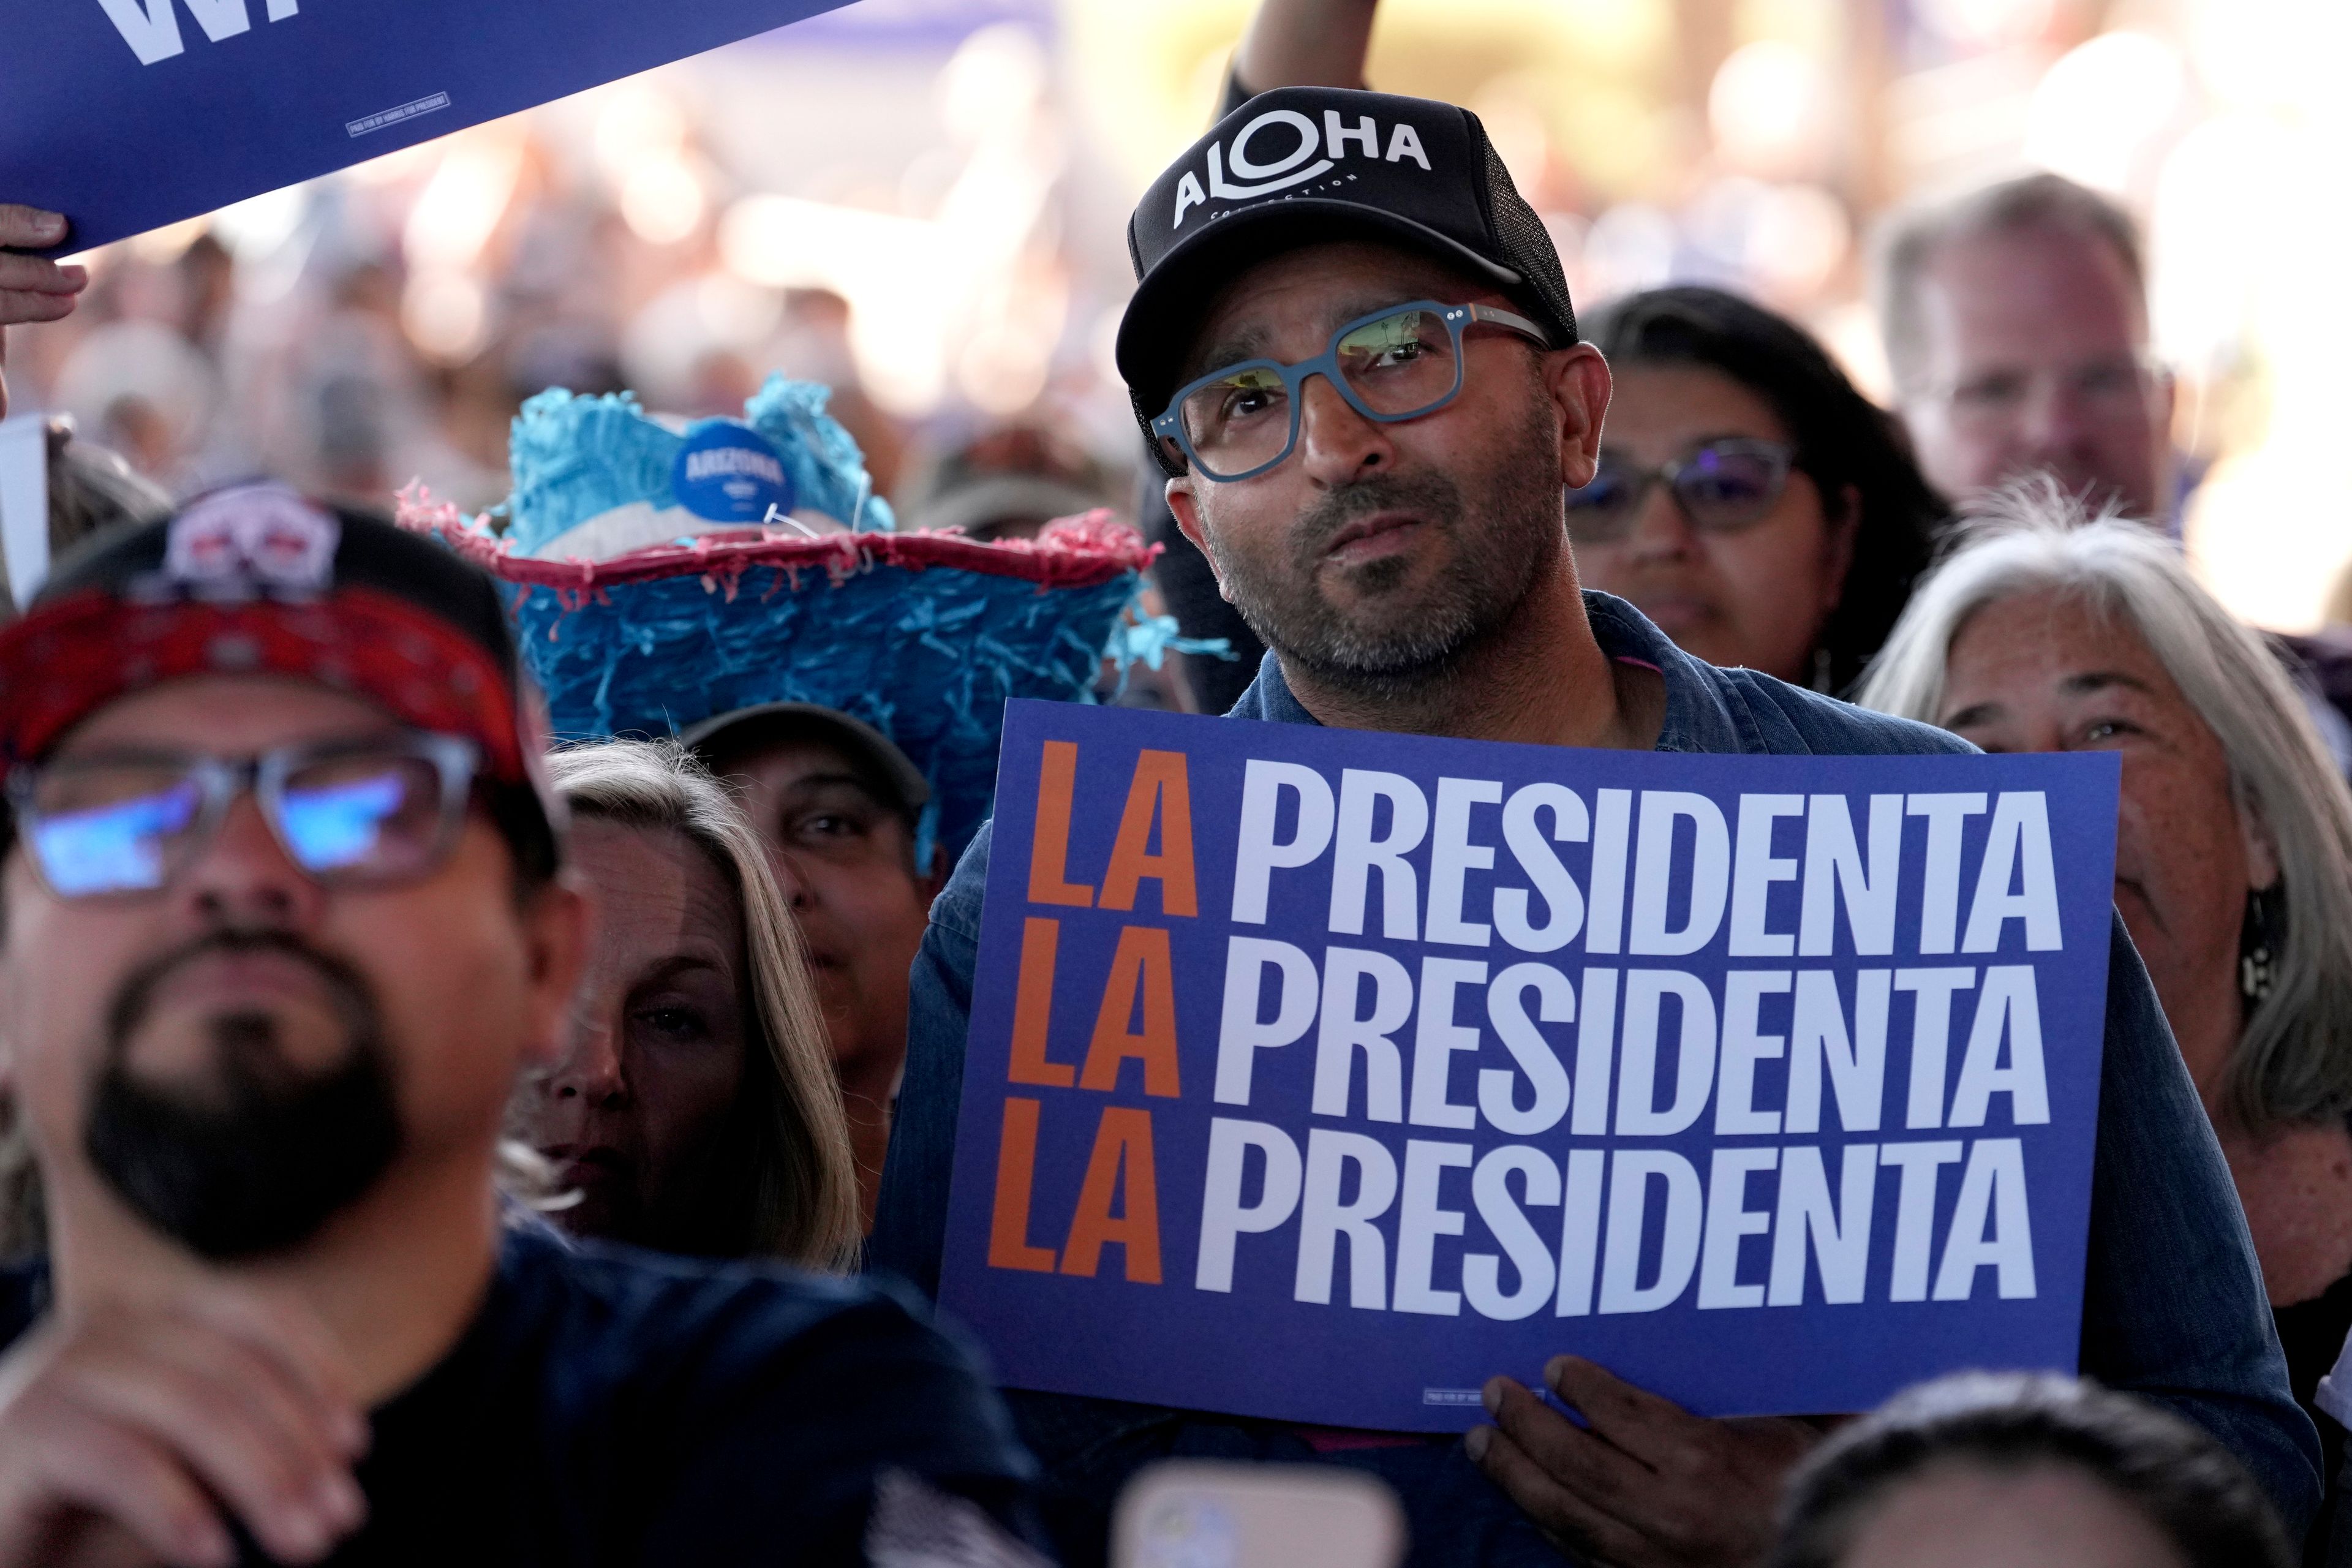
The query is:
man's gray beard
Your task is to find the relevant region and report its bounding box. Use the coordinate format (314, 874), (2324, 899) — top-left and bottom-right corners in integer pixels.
(1203, 405), (1568, 703)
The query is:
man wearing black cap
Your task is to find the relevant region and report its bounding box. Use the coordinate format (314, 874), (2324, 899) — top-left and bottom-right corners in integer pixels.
(0, 485), (1035, 1562)
(685, 703), (944, 1226)
(872, 86), (2313, 1567)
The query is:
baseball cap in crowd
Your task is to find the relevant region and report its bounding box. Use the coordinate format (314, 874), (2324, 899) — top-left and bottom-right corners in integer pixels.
(0, 482), (562, 879)
(681, 702), (930, 826)
(898, 425), (1121, 543)
(1114, 86), (1579, 459)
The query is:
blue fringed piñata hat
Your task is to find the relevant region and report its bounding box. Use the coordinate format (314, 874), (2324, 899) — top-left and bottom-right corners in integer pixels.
(400, 375), (1170, 861)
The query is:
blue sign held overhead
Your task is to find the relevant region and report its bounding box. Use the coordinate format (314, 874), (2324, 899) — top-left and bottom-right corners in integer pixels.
(0, 0), (859, 255)
(937, 701), (2122, 1432)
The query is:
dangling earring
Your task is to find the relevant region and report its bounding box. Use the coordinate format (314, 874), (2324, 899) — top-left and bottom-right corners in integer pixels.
(2240, 884), (2285, 1004)
(1811, 646), (1834, 693)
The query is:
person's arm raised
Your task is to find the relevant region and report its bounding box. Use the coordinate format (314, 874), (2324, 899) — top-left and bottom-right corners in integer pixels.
(1232, 0), (1379, 97)
(0, 206), (89, 422)
(0, 1290), (368, 1567)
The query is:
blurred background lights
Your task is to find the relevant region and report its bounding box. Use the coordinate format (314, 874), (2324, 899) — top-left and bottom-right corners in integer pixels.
(937, 24), (1050, 145)
(1471, 81), (1557, 195)
(12, 0), (2352, 630)
(593, 85), (690, 179)
(400, 270), (490, 366)
(1581, 203), (1678, 301)
(619, 157), (707, 246)
(1709, 40), (1835, 179)
(402, 135), (524, 273)
(209, 184), (307, 262)
(957, 323), (1051, 416)
(1917, 0), (2055, 50)
(2023, 31), (2193, 197)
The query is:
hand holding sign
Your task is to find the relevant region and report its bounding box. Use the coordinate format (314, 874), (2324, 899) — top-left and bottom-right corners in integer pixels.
(1470, 1358), (1822, 1567)
(0, 206), (87, 421)
(940, 702), (2121, 1433)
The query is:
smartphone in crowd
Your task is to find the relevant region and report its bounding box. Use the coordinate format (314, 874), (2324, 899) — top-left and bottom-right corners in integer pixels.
(1110, 1460), (1408, 1568)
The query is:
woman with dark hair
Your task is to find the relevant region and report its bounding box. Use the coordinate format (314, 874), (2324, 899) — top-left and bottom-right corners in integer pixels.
(1772, 1372), (2291, 1568)
(1572, 286), (1946, 692)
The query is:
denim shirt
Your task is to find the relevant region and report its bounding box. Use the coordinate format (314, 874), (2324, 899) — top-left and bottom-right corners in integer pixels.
(871, 594), (2319, 1564)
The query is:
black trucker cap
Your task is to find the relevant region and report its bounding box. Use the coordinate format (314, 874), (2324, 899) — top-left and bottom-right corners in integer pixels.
(0, 482), (563, 878)
(681, 701), (930, 826)
(1115, 86), (1579, 462)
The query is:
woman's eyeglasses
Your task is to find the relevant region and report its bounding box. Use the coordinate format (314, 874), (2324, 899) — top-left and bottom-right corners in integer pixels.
(1564, 438), (1797, 544)
(8, 733), (482, 899)
(1152, 300), (1555, 483)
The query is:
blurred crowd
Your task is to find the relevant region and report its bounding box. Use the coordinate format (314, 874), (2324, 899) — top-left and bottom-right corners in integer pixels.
(6, 0), (2352, 1566)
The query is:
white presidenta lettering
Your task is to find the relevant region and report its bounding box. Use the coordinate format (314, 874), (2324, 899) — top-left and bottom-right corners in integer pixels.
(1170, 759), (2076, 1324)
(1193, 1124), (2041, 1320)
(1229, 773), (2069, 978)
(96, 0), (299, 66)
(1174, 108), (1436, 228)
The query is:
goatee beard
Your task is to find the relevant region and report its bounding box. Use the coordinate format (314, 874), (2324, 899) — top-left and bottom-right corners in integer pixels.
(86, 930), (402, 1261)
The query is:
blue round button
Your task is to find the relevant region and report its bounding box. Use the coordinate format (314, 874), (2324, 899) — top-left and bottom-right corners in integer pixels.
(672, 421), (794, 524)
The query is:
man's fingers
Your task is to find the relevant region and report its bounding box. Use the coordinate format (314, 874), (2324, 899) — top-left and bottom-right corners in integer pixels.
(1466, 1421), (1659, 1568)
(0, 288), (80, 325)
(22, 1398), (235, 1568)
(174, 1292), (368, 1456)
(145, 1317), (363, 1490)
(0, 252), (87, 296)
(1545, 1357), (1702, 1467)
(59, 1344), (361, 1563)
(1484, 1376), (1658, 1518)
(0, 206), (69, 250)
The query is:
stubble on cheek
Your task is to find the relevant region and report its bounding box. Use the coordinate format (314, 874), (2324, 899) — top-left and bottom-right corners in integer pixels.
(1199, 393), (1565, 690)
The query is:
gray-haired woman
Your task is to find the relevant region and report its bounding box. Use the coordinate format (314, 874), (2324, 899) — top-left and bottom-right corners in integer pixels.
(1859, 481), (2352, 1448)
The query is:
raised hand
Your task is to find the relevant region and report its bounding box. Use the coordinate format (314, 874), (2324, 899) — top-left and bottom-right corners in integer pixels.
(0, 205), (89, 421)
(0, 1290), (369, 1567)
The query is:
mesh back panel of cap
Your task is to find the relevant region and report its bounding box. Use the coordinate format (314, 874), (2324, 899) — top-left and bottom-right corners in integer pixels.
(1469, 114), (1578, 348)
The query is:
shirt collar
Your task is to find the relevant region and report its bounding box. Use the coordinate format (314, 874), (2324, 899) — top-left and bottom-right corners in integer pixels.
(1226, 591), (1757, 756)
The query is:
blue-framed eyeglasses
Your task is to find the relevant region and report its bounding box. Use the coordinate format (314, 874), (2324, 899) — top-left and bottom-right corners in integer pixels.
(7, 733), (481, 899)
(1151, 300), (1556, 482)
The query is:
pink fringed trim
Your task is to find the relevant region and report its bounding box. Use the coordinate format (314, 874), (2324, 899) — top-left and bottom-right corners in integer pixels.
(391, 486), (1156, 592)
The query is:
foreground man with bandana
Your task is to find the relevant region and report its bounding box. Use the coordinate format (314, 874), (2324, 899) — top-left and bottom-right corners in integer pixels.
(869, 86), (2316, 1567)
(0, 488), (1037, 1564)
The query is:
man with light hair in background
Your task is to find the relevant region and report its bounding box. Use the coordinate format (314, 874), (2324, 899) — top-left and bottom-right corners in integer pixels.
(1874, 173), (2352, 771)
(1874, 172), (2176, 527)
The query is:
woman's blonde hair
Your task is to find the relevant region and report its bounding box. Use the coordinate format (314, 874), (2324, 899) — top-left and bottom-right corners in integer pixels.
(1857, 480), (2352, 1134)
(545, 739), (861, 1270)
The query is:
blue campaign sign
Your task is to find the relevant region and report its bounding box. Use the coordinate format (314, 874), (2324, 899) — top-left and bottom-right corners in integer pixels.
(0, 0), (856, 255)
(937, 701), (2123, 1431)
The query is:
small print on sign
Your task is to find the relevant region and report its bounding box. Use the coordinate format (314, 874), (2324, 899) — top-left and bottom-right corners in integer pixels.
(0, 0), (858, 253)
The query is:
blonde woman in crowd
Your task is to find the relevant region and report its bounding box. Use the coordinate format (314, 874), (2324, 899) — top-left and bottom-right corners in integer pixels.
(516, 739), (861, 1270)
(1860, 482), (2352, 1452)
